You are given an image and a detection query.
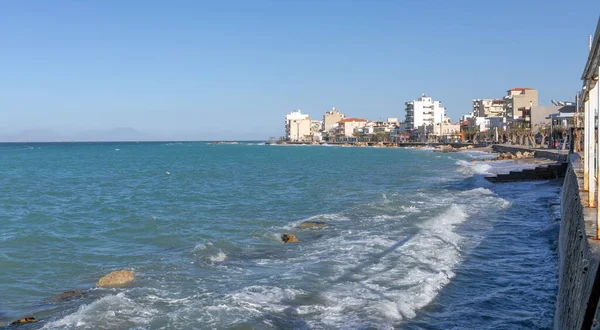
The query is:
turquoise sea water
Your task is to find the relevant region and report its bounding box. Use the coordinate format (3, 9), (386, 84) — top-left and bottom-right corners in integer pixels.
(0, 143), (560, 329)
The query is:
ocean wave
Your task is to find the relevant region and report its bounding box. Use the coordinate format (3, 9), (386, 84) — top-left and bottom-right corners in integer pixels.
(42, 293), (157, 330)
(192, 242), (227, 263)
(455, 159), (493, 176)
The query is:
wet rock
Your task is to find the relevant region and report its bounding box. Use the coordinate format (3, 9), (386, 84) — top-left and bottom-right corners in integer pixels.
(297, 221), (329, 229)
(96, 269), (135, 288)
(10, 317), (37, 325)
(281, 234), (299, 243)
(54, 290), (86, 301)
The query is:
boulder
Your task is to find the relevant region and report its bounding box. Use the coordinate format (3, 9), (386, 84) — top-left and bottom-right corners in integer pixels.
(297, 221), (328, 229)
(96, 269), (135, 288)
(54, 290), (86, 301)
(515, 151), (523, 159)
(281, 234), (299, 243)
(11, 317), (37, 325)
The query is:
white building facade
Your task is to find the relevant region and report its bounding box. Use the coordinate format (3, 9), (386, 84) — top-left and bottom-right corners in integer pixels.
(285, 109), (311, 142)
(405, 94), (446, 130)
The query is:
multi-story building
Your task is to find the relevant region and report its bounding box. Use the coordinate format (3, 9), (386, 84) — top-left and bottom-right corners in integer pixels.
(529, 105), (576, 130)
(472, 99), (506, 117)
(335, 118), (368, 138)
(323, 107), (345, 132)
(285, 109), (312, 142)
(405, 94), (446, 130)
(504, 88), (538, 120)
(311, 120), (323, 141)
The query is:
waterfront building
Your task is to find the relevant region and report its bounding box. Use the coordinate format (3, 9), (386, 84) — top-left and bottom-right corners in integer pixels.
(467, 116), (489, 132)
(504, 88), (538, 120)
(529, 105), (576, 130)
(323, 107), (345, 132)
(487, 116), (506, 131)
(335, 118), (368, 138)
(433, 121), (461, 142)
(405, 94), (446, 130)
(285, 109), (312, 142)
(472, 99), (506, 117)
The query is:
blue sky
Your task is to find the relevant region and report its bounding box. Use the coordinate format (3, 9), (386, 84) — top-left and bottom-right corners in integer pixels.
(1, 1), (599, 140)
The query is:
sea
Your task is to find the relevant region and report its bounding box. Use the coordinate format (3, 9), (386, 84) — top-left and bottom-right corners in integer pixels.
(0, 142), (561, 329)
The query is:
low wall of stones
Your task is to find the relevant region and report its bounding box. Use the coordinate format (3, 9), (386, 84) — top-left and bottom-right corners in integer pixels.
(491, 144), (568, 162)
(554, 155), (600, 329)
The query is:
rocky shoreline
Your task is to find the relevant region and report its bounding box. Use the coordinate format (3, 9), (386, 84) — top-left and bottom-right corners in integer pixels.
(5, 269), (135, 326)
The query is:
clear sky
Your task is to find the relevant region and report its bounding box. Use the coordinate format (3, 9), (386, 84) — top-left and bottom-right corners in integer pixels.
(1, 1), (599, 141)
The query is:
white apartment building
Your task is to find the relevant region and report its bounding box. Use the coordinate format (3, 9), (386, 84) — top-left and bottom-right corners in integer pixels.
(405, 94), (446, 130)
(285, 109), (312, 141)
(472, 99), (505, 117)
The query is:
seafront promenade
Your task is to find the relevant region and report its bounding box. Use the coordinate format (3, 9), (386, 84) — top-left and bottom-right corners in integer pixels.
(267, 140), (489, 148)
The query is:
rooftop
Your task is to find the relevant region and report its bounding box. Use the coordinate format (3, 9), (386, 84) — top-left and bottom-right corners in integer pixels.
(508, 87), (535, 92)
(338, 118), (368, 123)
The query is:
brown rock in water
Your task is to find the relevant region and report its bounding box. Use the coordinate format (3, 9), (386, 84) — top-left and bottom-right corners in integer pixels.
(54, 290), (86, 301)
(297, 221), (328, 229)
(281, 234), (299, 243)
(96, 269), (135, 288)
(10, 317), (37, 325)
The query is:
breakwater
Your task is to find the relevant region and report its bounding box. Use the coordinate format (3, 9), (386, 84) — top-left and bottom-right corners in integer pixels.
(554, 154), (600, 329)
(491, 144), (568, 162)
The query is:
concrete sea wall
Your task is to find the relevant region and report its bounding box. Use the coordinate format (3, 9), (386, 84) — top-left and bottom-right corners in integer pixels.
(555, 156), (600, 329)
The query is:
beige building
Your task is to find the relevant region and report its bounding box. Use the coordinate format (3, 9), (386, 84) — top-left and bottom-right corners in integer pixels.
(336, 118), (368, 137)
(433, 122), (461, 140)
(323, 107), (345, 132)
(529, 105), (576, 131)
(285, 110), (312, 141)
(472, 99), (505, 117)
(504, 88), (538, 120)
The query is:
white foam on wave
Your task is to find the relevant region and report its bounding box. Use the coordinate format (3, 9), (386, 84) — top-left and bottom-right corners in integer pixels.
(42, 293), (157, 329)
(455, 159), (492, 176)
(192, 242), (212, 251)
(280, 204), (469, 328)
(461, 187), (494, 196)
(460, 150), (496, 159)
(401, 205), (421, 213)
(209, 251), (227, 262)
(192, 242), (227, 263)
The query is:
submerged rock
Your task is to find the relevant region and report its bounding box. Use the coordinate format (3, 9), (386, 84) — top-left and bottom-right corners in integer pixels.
(96, 269), (135, 288)
(54, 290), (86, 301)
(10, 317), (37, 325)
(297, 221), (329, 229)
(281, 234), (299, 243)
